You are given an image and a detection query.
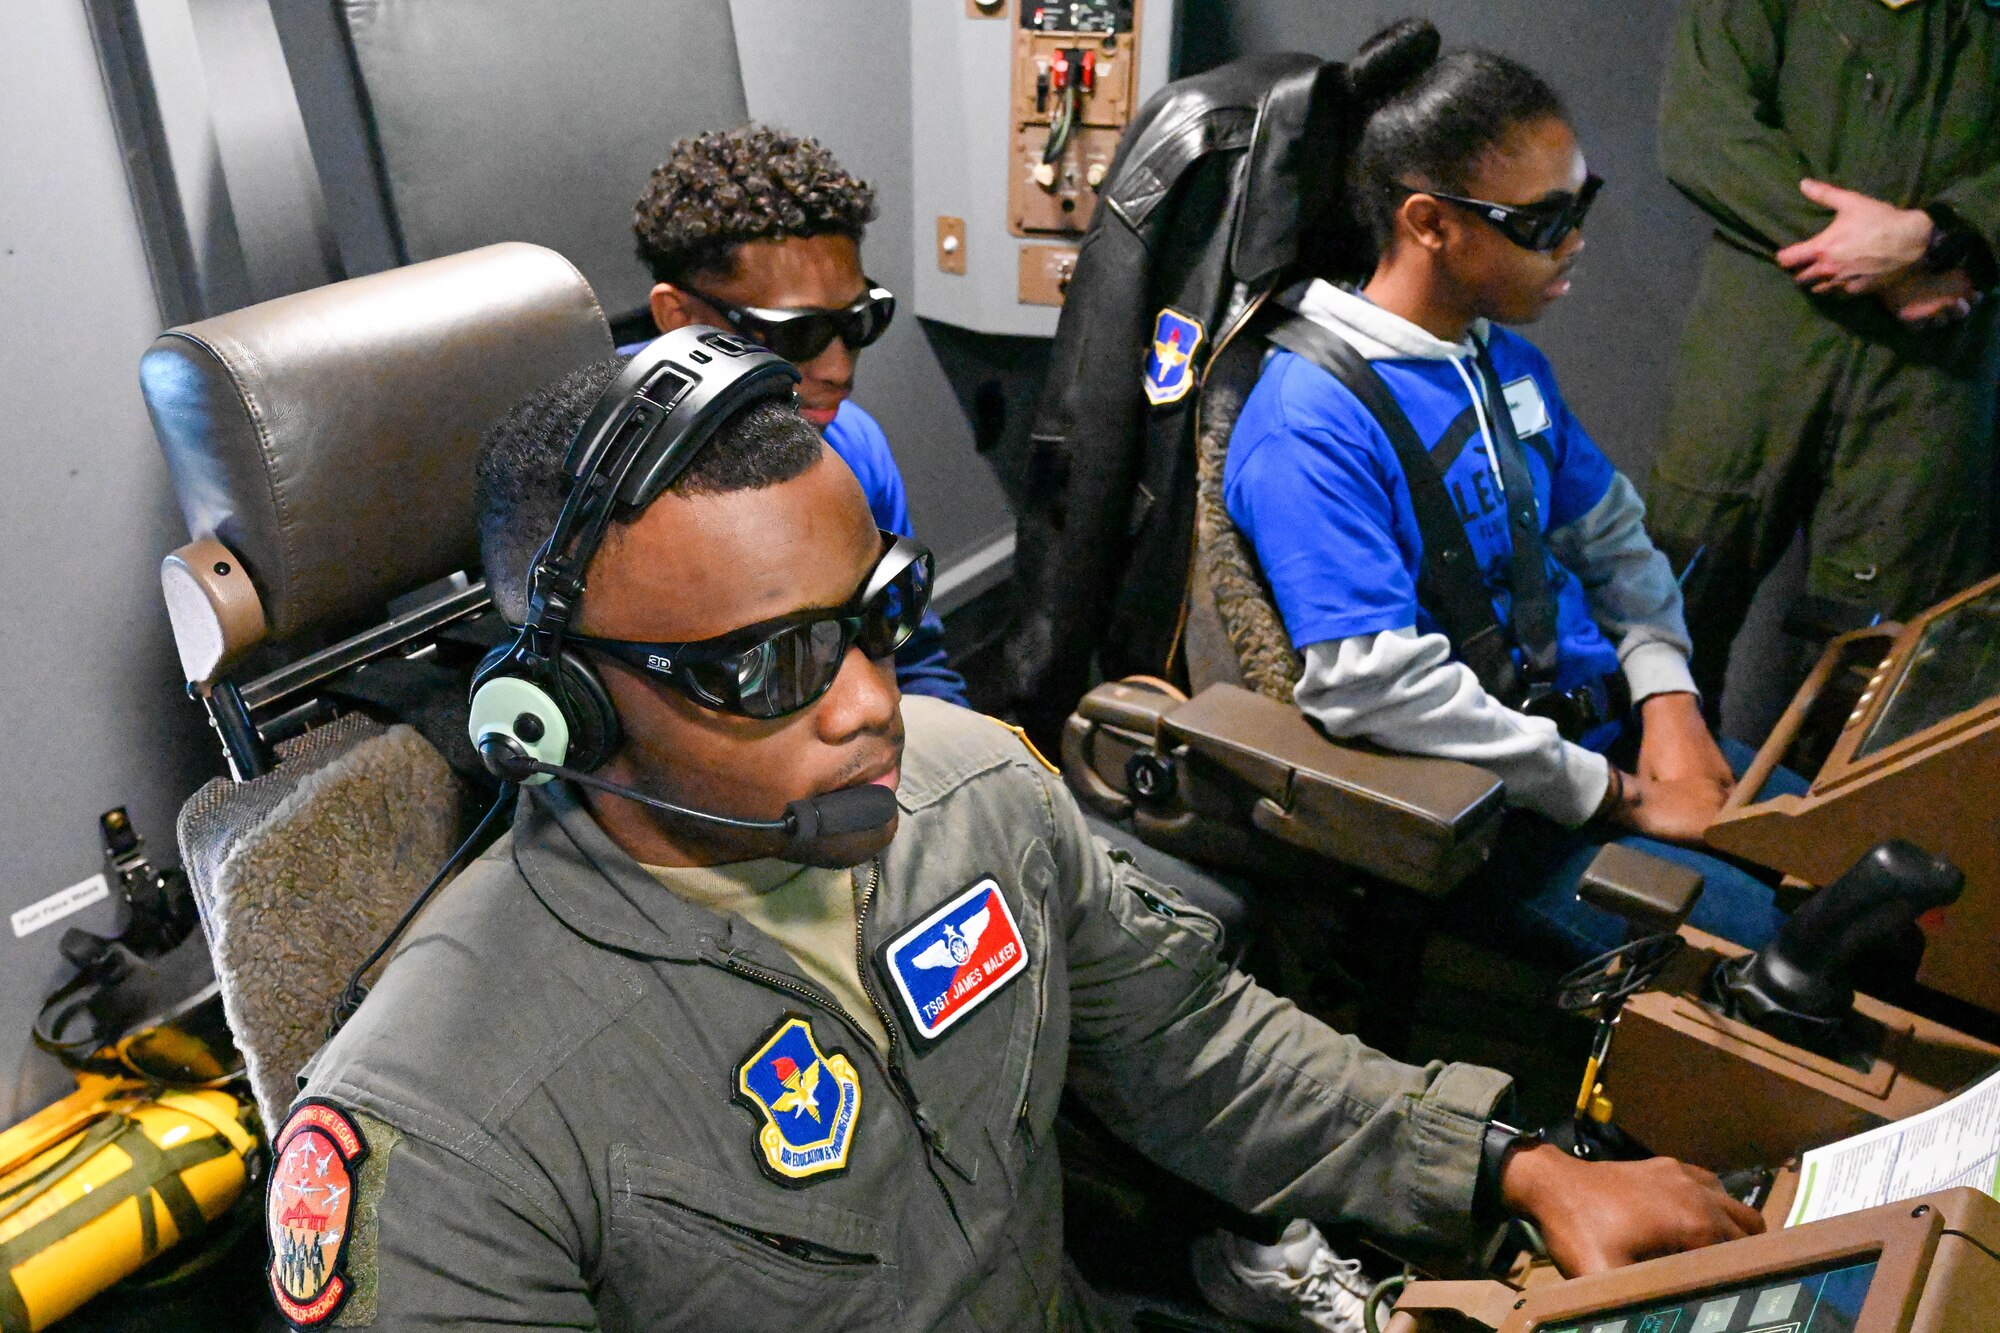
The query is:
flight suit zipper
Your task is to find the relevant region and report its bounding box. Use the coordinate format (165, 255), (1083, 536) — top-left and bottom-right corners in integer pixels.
(851, 860), (980, 1184)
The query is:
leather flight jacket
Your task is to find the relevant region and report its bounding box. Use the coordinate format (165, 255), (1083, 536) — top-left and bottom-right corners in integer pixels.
(293, 699), (1510, 1330)
(1007, 53), (1369, 740)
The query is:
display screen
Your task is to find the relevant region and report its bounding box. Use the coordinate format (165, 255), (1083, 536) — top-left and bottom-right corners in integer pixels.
(1855, 586), (2000, 760)
(1538, 1258), (1877, 1333)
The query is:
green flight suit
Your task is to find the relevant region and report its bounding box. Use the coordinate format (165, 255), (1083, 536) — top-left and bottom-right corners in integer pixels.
(1647, 0), (2000, 704)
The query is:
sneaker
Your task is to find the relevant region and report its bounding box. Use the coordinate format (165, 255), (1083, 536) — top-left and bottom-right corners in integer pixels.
(1189, 1220), (1372, 1333)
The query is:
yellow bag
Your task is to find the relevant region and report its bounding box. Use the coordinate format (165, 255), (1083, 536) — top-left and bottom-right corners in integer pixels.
(0, 1074), (259, 1333)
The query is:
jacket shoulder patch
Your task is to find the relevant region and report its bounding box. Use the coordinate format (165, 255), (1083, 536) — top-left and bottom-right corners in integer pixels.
(1144, 308), (1204, 405)
(268, 1099), (375, 1328)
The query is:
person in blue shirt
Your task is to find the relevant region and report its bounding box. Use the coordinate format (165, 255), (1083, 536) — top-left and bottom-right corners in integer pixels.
(628, 125), (966, 704)
(1226, 26), (1801, 964)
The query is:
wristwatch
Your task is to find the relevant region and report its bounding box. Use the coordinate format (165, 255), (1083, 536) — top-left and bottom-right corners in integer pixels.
(1920, 203), (1997, 290)
(1476, 1118), (1546, 1220)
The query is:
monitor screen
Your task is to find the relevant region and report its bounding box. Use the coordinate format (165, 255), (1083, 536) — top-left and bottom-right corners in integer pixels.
(1854, 586), (2000, 761)
(1537, 1257), (1877, 1333)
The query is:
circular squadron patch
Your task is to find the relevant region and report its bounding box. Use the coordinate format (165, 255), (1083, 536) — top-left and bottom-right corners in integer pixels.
(267, 1099), (367, 1328)
(734, 1016), (862, 1185)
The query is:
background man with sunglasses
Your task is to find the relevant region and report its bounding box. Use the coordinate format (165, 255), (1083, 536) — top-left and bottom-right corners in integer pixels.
(630, 124), (967, 706)
(1647, 0), (1998, 720)
(287, 355), (1761, 1331)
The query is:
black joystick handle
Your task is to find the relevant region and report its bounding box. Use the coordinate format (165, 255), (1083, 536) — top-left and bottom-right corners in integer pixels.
(1710, 840), (1962, 1048)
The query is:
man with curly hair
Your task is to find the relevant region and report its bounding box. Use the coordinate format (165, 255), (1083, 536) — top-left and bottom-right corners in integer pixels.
(632, 125), (967, 704)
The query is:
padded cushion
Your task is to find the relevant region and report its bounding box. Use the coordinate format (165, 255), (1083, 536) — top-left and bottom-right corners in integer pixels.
(178, 717), (467, 1127)
(340, 0), (748, 318)
(141, 242), (611, 642)
(1192, 311), (1302, 700)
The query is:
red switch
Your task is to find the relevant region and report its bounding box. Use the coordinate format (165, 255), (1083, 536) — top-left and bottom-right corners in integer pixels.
(1051, 50), (1069, 91)
(1080, 48), (1097, 94)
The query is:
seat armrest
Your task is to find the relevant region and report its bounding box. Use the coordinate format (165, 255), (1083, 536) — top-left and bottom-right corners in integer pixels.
(1577, 843), (1704, 936)
(161, 538), (268, 688)
(1162, 684), (1505, 896)
(1062, 679), (1184, 820)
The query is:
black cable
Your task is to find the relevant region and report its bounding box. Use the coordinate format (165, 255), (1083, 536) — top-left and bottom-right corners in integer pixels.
(326, 785), (517, 1038)
(1554, 930), (1684, 1015)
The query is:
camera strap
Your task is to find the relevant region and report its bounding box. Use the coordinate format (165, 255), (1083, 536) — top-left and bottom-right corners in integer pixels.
(1267, 312), (1560, 706)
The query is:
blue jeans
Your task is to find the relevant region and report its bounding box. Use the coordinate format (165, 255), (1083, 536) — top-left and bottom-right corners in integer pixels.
(1473, 737), (1809, 965)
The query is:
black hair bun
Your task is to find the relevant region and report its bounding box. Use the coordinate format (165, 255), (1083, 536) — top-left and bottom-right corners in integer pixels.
(1346, 18), (1441, 109)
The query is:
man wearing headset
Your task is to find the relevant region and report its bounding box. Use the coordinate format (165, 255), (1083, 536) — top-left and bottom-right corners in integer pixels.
(268, 335), (1761, 1331)
(629, 124), (967, 705)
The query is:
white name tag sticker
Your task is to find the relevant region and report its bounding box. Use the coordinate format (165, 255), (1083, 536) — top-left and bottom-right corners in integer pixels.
(12, 873), (109, 938)
(1502, 375), (1552, 439)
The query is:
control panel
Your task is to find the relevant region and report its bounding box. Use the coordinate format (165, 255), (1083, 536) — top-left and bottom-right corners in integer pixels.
(1008, 2), (1140, 239)
(908, 0), (1172, 337)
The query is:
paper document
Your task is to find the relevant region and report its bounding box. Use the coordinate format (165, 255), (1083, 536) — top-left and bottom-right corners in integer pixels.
(1787, 1063), (2000, 1227)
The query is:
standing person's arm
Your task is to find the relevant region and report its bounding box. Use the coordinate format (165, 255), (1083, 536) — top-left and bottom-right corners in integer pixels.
(1659, 0), (1831, 253)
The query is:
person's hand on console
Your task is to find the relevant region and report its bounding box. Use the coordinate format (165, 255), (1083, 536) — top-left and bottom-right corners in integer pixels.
(1774, 180), (1934, 296)
(1500, 1143), (1766, 1276)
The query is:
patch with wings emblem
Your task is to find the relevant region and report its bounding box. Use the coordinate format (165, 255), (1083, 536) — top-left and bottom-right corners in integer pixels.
(735, 1015), (862, 1184)
(266, 1099), (367, 1328)
(881, 877), (1027, 1043)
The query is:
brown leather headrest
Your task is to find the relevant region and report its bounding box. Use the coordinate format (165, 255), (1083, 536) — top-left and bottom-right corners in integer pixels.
(141, 242), (612, 643)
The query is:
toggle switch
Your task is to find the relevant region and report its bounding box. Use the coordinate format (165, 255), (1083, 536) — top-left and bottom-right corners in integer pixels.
(1085, 162), (1107, 189)
(1032, 161), (1058, 189)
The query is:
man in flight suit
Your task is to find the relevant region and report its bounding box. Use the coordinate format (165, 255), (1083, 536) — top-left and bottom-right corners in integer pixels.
(1647, 0), (2000, 708)
(268, 360), (1760, 1330)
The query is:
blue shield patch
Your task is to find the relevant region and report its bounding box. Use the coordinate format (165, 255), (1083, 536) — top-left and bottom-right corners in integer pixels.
(881, 878), (1028, 1043)
(734, 1016), (862, 1185)
(1143, 308), (1204, 406)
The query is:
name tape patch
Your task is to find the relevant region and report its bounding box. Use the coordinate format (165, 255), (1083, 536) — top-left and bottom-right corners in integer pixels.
(882, 878), (1028, 1043)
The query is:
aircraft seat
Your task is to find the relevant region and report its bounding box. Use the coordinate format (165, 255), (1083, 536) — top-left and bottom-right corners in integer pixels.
(140, 242), (612, 1125)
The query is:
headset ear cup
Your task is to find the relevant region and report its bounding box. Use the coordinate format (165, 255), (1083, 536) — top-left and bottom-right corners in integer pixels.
(552, 649), (620, 773)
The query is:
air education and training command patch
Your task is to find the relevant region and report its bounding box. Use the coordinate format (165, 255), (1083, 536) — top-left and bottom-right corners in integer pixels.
(882, 877), (1028, 1044)
(735, 1016), (863, 1185)
(267, 1099), (367, 1329)
(1143, 307), (1204, 406)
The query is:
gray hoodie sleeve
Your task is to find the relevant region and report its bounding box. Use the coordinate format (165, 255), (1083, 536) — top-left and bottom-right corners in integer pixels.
(1547, 472), (1699, 704)
(1294, 628), (1612, 827)
(1292, 475), (1696, 827)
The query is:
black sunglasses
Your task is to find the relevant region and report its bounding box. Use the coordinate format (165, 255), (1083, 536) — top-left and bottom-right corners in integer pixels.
(683, 281), (897, 364)
(570, 532), (931, 719)
(1406, 174), (1604, 253)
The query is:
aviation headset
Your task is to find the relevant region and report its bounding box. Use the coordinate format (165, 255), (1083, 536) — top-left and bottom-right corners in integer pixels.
(466, 324), (802, 777)
(331, 325), (900, 1036)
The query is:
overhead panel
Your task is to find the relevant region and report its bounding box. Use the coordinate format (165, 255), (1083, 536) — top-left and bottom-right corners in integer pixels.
(340, 0), (749, 325)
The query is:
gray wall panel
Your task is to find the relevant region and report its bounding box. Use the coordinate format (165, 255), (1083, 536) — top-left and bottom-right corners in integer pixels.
(0, 2), (220, 1123)
(343, 0), (750, 321)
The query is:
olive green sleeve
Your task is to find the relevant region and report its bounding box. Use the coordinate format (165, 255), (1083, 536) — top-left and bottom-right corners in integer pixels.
(332, 1112), (599, 1330)
(1930, 165), (2000, 291)
(1659, 0), (1830, 254)
(1042, 771), (1512, 1259)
